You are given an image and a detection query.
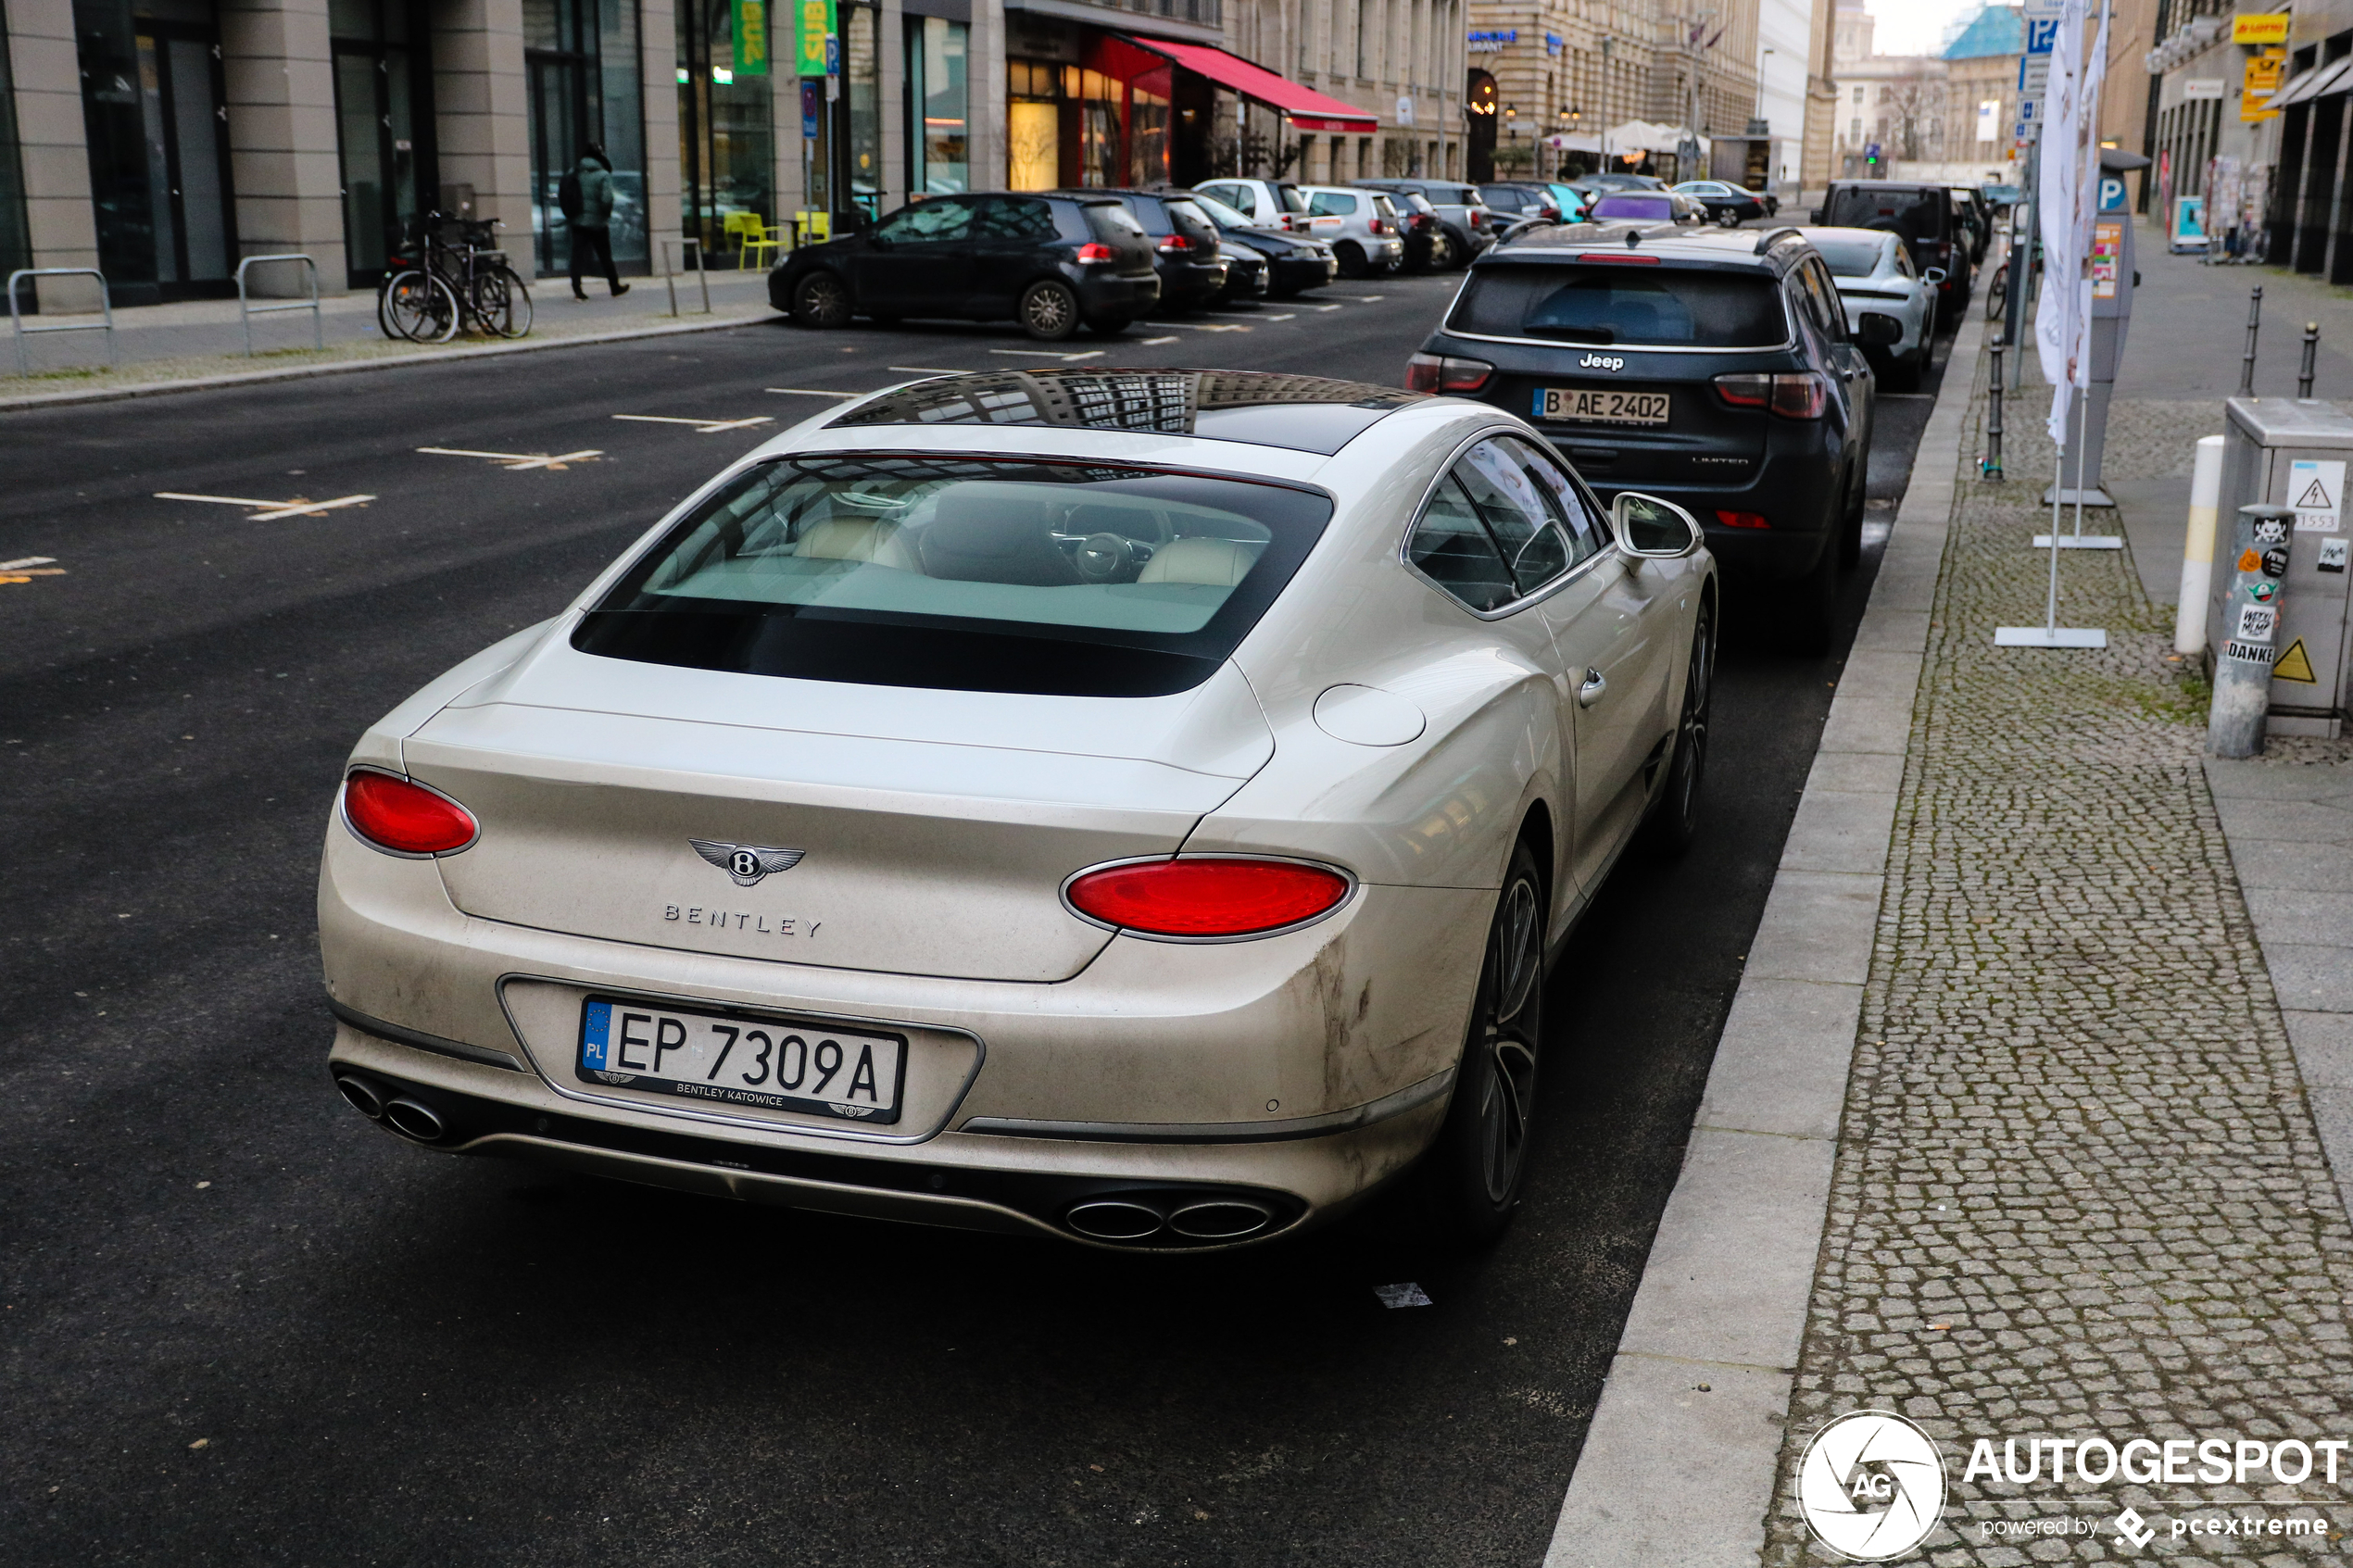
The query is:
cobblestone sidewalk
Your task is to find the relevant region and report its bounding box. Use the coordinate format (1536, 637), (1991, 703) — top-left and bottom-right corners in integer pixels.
(1761, 345), (2353, 1562)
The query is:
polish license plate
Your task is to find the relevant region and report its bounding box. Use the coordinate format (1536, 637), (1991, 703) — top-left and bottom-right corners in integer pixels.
(1536, 387), (1670, 425)
(577, 997), (905, 1123)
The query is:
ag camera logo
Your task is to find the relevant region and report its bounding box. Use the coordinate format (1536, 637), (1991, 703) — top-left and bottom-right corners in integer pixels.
(1797, 1410), (1948, 1561)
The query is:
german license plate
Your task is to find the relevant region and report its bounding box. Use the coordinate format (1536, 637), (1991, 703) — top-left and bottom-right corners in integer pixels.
(577, 997), (905, 1123)
(1536, 387), (1670, 425)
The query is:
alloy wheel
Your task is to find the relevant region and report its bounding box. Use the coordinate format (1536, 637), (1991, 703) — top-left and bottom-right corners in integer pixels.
(1473, 873), (1543, 1204)
(795, 272), (849, 329)
(1020, 282), (1078, 340)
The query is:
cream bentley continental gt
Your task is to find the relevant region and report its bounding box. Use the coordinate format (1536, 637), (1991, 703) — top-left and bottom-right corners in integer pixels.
(320, 369), (1716, 1249)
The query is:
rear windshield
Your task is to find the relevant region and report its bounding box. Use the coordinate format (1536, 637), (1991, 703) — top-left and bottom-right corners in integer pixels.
(1164, 197), (1218, 246)
(1191, 190), (1252, 227)
(573, 457), (1333, 697)
(1083, 202), (1147, 243)
(1823, 187), (1945, 244)
(1450, 262), (1789, 347)
(1810, 235), (1887, 276)
(1589, 194), (1677, 221)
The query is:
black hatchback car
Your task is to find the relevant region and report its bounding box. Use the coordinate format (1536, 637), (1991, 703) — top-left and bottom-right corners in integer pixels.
(1051, 188), (1228, 313)
(1813, 180), (1971, 318)
(1408, 225), (1897, 647)
(769, 192), (1159, 340)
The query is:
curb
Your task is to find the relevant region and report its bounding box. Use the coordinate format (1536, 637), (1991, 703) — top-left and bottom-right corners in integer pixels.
(1541, 306), (1983, 1566)
(0, 310), (769, 414)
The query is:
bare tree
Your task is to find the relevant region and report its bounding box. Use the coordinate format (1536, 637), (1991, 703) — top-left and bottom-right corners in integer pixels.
(1885, 79), (1940, 162)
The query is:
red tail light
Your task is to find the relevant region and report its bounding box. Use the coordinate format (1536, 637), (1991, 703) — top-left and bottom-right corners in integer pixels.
(1404, 353), (1494, 393)
(1157, 234), (1196, 256)
(1367, 218), (1388, 235)
(1064, 858), (1352, 938)
(1714, 509), (1771, 529)
(1715, 371), (1830, 419)
(1538, 206), (1560, 222)
(343, 768), (478, 856)
(1074, 242), (1118, 264)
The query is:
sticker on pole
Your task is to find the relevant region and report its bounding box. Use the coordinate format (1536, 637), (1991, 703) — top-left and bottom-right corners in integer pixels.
(2321, 537), (2350, 572)
(2235, 604), (2280, 644)
(2289, 459), (2345, 532)
(2224, 640), (2278, 664)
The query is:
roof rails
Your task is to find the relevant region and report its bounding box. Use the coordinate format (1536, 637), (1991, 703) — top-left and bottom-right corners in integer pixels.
(1754, 226), (1806, 256)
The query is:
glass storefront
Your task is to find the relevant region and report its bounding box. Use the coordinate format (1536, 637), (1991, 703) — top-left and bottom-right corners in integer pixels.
(73, 0), (238, 302)
(329, 0), (433, 287)
(0, 4), (28, 277)
(528, 0), (646, 278)
(844, 2), (879, 218)
(1006, 59), (1058, 191)
(905, 17), (967, 196)
(678, 0), (773, 256)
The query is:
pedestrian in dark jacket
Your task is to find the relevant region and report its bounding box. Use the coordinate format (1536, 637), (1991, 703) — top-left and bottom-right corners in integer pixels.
(570, 145), (630, 300)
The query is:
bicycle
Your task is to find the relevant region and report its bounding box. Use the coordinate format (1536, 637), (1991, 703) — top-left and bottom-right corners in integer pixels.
(378, 213), (533, 343)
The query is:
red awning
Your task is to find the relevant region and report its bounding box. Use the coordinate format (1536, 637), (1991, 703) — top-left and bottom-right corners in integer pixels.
(1120, 37), (1379, 133)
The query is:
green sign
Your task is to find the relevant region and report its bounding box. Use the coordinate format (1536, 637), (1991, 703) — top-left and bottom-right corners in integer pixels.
(793, 0), (834, 77)
(733, 0), (768, 76)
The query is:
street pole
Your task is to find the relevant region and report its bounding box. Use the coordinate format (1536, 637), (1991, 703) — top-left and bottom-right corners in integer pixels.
(2208, 504), (2296, 756)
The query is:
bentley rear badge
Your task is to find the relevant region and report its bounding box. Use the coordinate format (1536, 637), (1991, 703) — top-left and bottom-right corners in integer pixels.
(689, 840), (807, 887)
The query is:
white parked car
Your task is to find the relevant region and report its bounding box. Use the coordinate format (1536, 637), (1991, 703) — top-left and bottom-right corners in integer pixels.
(1189, 178), (1311, 232)
(319, 370), (1716, 1250)
(1293, 185), (1407, 276)
(1798, 225), (1941, 391)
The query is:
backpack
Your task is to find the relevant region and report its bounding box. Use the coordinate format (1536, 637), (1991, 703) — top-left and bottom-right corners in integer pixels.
(557, 170), (583, 222)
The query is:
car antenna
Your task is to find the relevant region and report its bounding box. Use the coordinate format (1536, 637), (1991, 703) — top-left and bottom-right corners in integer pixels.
(1626, 227), (1642, 247)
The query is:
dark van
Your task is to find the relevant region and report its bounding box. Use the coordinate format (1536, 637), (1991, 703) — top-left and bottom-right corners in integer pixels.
(1812, 180), (1970, 317)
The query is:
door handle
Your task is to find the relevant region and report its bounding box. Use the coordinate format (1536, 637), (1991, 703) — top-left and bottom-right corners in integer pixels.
(1578, 668), (1607, 708)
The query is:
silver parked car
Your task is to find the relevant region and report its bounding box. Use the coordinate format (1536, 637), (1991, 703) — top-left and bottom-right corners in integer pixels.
(1800, 226), (1942, 391)
(1189, 178), (1311, 232)
(319, 369), (1717, 1252)
(1294, 185), (1406, 277)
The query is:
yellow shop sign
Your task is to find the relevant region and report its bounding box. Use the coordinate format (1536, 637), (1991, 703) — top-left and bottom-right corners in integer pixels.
(2233, 14), (2292, 45)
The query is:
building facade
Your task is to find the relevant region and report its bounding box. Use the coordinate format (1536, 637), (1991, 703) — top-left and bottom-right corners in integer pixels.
(0, 0), (1466, 305)
(1829, 0), (2022, 181)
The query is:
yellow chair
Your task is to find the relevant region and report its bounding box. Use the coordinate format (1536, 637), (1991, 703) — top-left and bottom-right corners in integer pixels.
(739, 221), (786, 270)
(722, 210), (769, 269)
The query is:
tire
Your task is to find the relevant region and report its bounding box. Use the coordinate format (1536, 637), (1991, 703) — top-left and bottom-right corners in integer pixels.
(478, 265), (532, 338)
(1084, 314), (1132, 336)
(1428, 230), (1456, 270)
(1018, 279), (1080, 340)
(382, 270), (458, 344)
(791, 270), (851, 329)
(1640, 597), (1715, 859)
(1334, 241), (1367, 278)
(1718, 207), (1739, 227)
(1411, 837), (1547, 1245)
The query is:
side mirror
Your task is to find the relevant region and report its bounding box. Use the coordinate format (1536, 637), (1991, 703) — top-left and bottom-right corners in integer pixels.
(1611, 492), (1705, 558)
(1856, 311), (1905, 346)
(1808, 207), (1825, 224)
(1922, 266), (1947, 284)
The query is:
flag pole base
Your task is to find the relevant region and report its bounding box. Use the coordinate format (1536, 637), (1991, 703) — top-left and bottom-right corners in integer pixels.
(1994, 626), (2109, 647)
(2031, 534), (2126, 548)
(2040, 484), (2116, 507)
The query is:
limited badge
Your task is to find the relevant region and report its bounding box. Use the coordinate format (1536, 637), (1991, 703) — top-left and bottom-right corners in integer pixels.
(2239, 547), (2263, 571)
(2262, 547), (2290, 577)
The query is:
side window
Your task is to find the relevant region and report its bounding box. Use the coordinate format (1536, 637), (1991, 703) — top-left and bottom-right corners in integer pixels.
(1891, 240), (1914, 278)
(1453, 439), (1572, 593)
(1507, 437), (1608, 564)
(1407, 478), (1518, 612)
(881, 197), (975, 244)
(976, 196), (1058, 242)
(1806, 260), (1849, 340)
(1310, 192), (1357, 215)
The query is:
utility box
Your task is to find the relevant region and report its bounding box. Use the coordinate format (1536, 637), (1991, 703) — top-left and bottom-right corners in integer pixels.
(2212, 396), (2353, 735)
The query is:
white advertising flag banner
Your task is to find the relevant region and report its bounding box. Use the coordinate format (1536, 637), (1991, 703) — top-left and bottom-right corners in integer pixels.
(2034, 0), (2110, 445)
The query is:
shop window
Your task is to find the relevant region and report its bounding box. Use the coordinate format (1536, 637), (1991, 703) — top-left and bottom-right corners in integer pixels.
(846, 1), (880, 219)
(73, 0), (239, 300)
(907, 17), (968, 195)
(1129, 69), (1170, 186)
(330, 0), (434, 287)
(0, 1), (29, 277)
(527, 0), (643, 278)
(678, 0), (772, 257)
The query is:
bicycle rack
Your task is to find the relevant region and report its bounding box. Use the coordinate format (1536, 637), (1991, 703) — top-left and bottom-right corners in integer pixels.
(659, 238), (711, 318)
(8, 269), (115, 377)
(236, 254), (323, 356)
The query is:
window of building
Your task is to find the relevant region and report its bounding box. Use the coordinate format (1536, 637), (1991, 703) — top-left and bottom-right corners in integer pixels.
(677, 0), (772, 253)
(72, 0), (240, 301)
(906, 18), (968, 195)
(0, 0), (31, 278)
(331, 0), (434, 287)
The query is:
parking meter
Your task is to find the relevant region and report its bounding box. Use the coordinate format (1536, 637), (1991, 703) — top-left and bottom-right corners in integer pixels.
(2051, 150), (2147, 505)
(2213, 396), (2353, 736)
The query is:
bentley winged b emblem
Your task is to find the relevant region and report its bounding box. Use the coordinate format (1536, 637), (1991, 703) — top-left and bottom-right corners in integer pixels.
(689, 839), (807, 887)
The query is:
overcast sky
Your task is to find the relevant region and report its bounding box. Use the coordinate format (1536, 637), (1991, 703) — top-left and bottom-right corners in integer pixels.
(1868, 0), (1987, 57)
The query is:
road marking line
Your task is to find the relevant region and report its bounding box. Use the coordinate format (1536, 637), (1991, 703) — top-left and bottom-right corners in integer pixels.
(765, 387), (859, 397)
(1139, 336), (1179, 345)
(887, 365), (970, 375)
(988, 347), (1107, 360)
(1, 556), (59, 570)
(611, 414), (774, 433)
(1300, 304), (1345, 312)
(156, 491), (377, 520)
(1141, 320), (1249, 332)
(416, 447), (602, 470)
(1354, 295), (1385, 301)
(1262, 312), (1297, 320)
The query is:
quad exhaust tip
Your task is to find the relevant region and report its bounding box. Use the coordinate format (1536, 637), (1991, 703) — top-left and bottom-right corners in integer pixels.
(335, 1074), (385, 1120)
(1063, 1195), (1275, 1246)
(383, 1098), (447, 1142)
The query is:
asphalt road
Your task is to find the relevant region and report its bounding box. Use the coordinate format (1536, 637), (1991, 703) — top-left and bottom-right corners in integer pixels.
(0, 271), (1950, 1566)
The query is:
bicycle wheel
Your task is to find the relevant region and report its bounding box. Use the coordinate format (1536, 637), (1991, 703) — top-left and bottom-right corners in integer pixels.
(384, 270), (459, 344)
(476, 265), (533, 338)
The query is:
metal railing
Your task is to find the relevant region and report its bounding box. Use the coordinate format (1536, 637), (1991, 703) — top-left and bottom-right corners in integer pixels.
(235, 253), (324, 356)
(660, 237), (712, 317)
(8, 269), (115, 377)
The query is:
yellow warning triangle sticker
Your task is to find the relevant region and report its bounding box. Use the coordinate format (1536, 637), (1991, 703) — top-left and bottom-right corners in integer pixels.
(2274, 637), (2318, 683)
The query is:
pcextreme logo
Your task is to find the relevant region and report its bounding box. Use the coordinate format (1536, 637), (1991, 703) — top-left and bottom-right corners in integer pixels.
(1797, 1411), (1948, 1561)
